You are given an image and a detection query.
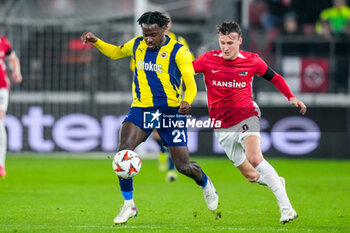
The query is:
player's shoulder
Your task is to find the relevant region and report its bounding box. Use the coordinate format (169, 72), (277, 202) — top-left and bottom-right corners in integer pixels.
(168, 36), (184, 48)
(0, 36), (10, 44)
(239, 50), (259, 59)
(170, 38), (189, 55)
(201, 49), (222, 58)
(238, 50), (263, 64)
(168, 32), (177, 41)
(0, 36), (11, 50)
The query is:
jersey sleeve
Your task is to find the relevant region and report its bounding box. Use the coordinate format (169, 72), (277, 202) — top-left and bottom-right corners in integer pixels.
(177, 36), (195, 61)
(2, 37), (12, 55)
(175, 46), (195, 75)
(255, 54), (294, 100)
(255, 55), (269, 76)
(192, 53), (207, 73)
(93, 36), (136, 60)
(175, 46), (197, 104)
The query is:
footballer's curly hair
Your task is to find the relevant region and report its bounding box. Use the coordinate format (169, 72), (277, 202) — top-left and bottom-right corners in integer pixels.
(216, 21), (242, 37)
(137, 11), (170, 27)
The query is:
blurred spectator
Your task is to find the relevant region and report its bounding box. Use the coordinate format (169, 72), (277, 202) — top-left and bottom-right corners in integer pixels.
(335, 19), (350, 92)
(341, 18), (350, 37)
(316, 0), (350, 35)
(290, 0), (330, 26)
(281, 12), (301, 35)
(261, 0), (292, 29)
(320, 20), (333, 39)
(277, 12), (306, 56)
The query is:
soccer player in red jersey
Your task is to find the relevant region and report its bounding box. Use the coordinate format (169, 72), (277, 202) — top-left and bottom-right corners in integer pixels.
(193, 21), (307, 224)
(0, 36), (22, 177)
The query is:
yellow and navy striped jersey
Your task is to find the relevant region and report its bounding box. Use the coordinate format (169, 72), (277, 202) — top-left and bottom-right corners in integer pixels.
(93, 36), (196, 107)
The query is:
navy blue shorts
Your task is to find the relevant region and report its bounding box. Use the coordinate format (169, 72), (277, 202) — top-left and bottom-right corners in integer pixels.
(123, 107), (188, 147)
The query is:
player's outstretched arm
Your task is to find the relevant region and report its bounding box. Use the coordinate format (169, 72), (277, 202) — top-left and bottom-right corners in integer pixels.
(81, 31), (98, 44)
(290, 97), (307, 115)
(81, 31), (130, 60)
(262, 66), (307, 116)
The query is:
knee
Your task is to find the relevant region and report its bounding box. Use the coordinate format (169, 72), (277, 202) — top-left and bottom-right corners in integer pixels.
(0, 111), (4, 121)
(247, 154), (263, 168)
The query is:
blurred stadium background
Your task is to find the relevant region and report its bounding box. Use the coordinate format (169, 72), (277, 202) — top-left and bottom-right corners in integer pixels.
(1, 0), (350, 159)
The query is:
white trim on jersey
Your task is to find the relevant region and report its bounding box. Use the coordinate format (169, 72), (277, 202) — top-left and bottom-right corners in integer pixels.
(213, 53), (223, 57)
(237, 52), (246, 59)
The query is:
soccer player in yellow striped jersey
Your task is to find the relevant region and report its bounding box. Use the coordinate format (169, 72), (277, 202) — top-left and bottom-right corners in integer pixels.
(91, 21), (195, 108)
(81, 11), (218, 225)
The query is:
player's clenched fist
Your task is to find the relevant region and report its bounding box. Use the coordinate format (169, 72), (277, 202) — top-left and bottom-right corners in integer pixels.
(81, 32), (98, 44)
(179, 101), (191, 115)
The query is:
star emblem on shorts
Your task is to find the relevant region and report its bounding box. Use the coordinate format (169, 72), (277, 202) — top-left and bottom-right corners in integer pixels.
(151, 110), (161, 122)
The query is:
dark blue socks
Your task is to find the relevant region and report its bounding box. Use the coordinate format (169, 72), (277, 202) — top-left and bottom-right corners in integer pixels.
(119, 178), (133, 200)
(195, 170), (208, 187)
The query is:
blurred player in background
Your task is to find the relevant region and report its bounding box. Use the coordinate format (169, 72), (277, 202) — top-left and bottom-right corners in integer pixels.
(153, 129), (178, 182)
(0, 36), (22, 177)
(193, 21), (307, 224)
(156, 12), (194, 182)
(316, 0), (350, 36)
(81, 11), (218, 225)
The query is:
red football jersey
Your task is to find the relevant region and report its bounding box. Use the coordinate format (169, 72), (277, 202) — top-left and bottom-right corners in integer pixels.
(0, 36), (12, 89)
(193, 50), (268, 128)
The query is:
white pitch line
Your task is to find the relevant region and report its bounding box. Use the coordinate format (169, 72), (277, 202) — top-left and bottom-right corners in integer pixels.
(1, 224), (316, 232)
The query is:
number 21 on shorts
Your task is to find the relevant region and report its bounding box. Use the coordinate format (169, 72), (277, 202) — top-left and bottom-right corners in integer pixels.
(172, 129), (186, 143)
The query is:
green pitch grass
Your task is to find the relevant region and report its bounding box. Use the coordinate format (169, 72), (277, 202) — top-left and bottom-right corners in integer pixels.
(0, 155), (349, 233)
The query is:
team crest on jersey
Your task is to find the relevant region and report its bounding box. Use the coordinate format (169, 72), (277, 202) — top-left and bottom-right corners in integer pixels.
(160, 52), (168, 58)
(239, 71), (248, 76)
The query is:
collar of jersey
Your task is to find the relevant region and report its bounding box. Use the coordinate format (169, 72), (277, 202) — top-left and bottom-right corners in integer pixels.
(162, 35), (170, 47)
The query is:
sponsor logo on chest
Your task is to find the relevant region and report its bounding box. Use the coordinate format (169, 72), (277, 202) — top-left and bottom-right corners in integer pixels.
(212, 80), (247, 88)
(137, 60), (163, 73)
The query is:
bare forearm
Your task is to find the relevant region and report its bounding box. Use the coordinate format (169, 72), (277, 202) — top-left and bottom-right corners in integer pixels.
(8, 53), (21, 74)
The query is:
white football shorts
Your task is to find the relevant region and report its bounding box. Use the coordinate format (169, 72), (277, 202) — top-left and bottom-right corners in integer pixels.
(214, 116), (261, 167)
(0, 88), (9, 112)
